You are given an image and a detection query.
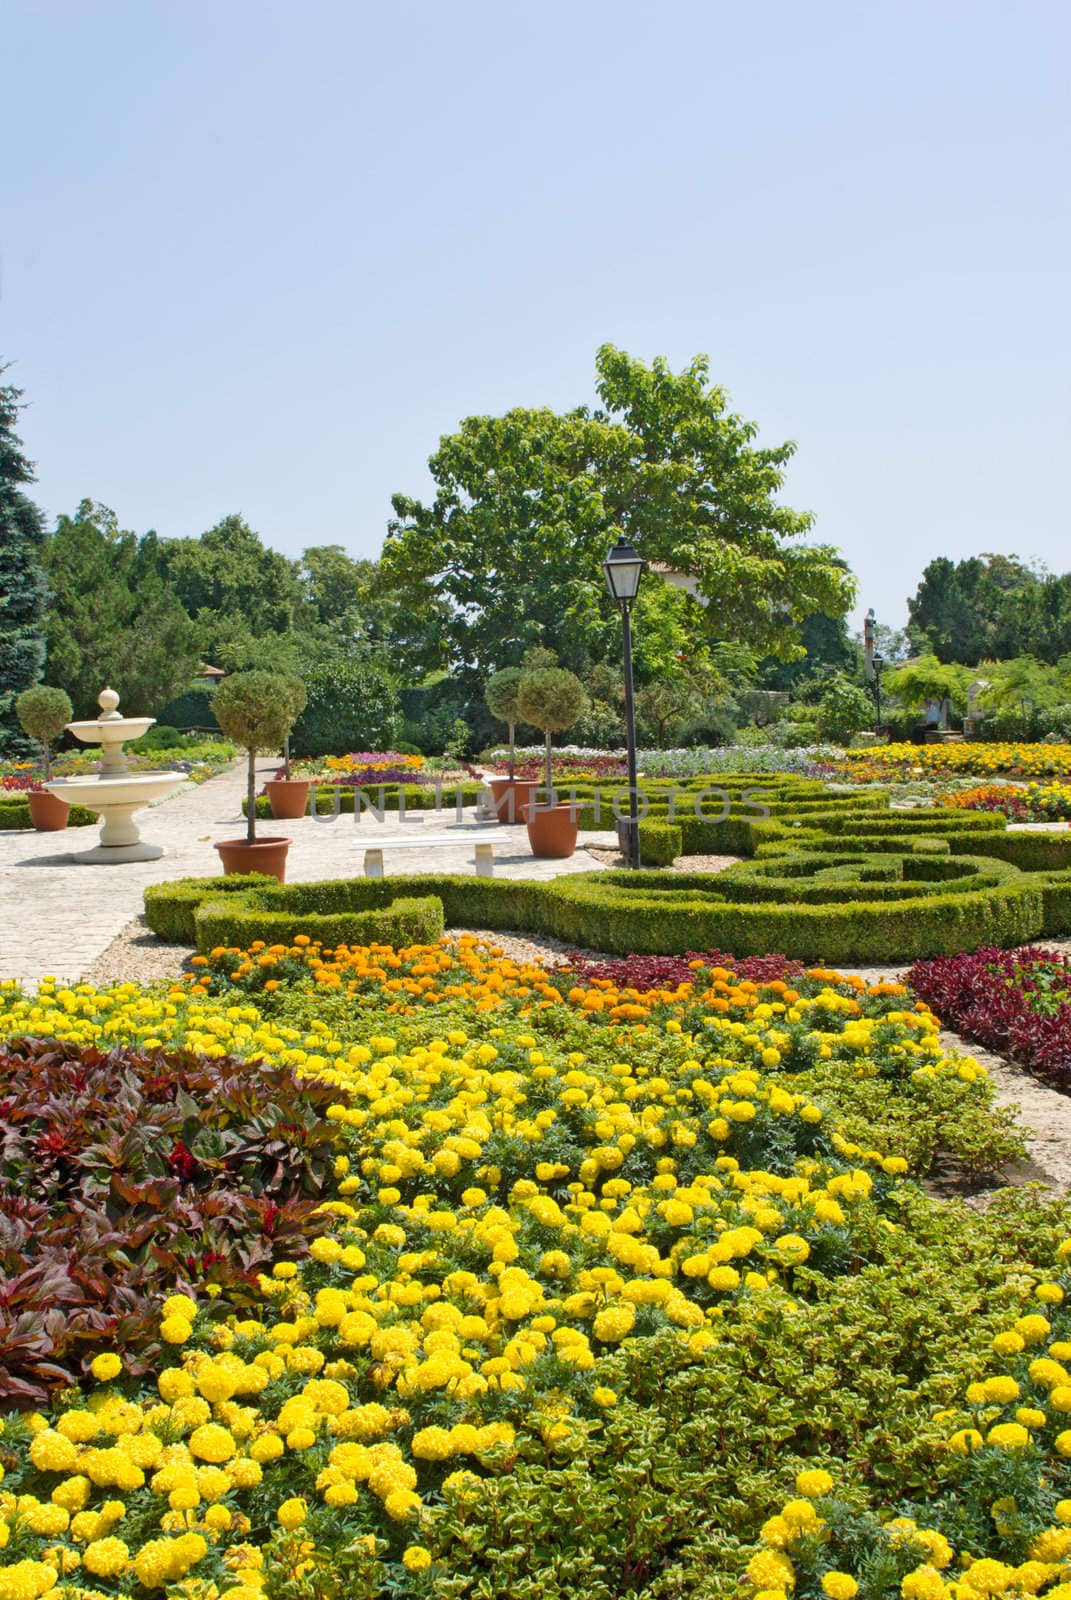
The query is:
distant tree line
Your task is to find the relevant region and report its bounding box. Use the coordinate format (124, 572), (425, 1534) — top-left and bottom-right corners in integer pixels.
(907, 554), (1071, 666)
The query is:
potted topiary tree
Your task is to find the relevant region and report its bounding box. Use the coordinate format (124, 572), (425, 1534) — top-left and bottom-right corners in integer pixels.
(515, 667), (589, 857)
(484, 666), (538, 823)
(263, 678), (309, 818)
(211, 670), (305, 880)
(16, 685), (74, 830)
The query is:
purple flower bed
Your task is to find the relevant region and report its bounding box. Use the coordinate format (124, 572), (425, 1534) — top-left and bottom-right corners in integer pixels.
(304, 753), (431, 787)
(313, 767), (422, 787)
(555, 949), (809, 991)
(908, 945), (1071, 1085)
(509, 754), (629, 783)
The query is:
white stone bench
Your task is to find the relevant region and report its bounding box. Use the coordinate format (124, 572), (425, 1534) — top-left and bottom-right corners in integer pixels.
(356, 829), (511, 879)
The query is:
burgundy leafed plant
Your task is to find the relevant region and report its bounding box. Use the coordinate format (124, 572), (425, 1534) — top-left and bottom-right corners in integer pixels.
(0, 1037), (344, 1405)
(555, 949), (809, 992)
(908, 945), (1071, 1088)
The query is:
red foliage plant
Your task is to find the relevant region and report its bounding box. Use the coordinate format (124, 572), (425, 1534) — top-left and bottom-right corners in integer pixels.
(508, 754), (629, 784)
(0, 1038), (343, 1406)
(554, 950), (809, 992)
(908, 945), (1071, 1087)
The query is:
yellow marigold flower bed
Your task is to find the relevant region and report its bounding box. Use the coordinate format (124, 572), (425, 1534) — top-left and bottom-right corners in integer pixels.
(839, 741), (1071, 780)
(322, 753), (425, 773)
(744, 1234), (1071, 1595)
(0, 941), (1054, 1592)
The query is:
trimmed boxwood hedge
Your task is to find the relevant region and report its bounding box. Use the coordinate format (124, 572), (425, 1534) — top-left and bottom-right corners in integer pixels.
(244, 783), (485, 819)
(145, 874), (283, 943)
(148, 864), (1069, 960)
(715, 851), (1020, 905)
(0, 798), (99, 831)
(637, 821), (682, 866)
(245, 776), (881, 823)
(194, 892), (445, 952)
(145, 858), (1069, 963)
(147, 775), (1071, 961)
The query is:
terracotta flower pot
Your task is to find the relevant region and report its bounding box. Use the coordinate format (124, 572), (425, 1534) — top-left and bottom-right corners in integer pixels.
(214, 836), (291, 882)
(487, 778), (540, 824)
(526, 803), (578, 859)
(265, 780), (310, 820)
(27, 791), (71, 832)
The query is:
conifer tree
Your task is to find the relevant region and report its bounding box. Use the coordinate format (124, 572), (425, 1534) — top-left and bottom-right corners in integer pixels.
(0, 371), (48, 754)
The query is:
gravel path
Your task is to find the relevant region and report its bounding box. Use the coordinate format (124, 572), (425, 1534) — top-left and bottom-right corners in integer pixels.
(83, 916), (194, 988)
(585, 844), (743, 874)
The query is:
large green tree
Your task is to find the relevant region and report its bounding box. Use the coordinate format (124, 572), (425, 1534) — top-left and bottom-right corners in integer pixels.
(158, 514), (304, 659)
(0, 372), (49, 754)
(381, 345), (854, 675)
(760, 609), (857, 690)
(43, 501), (200, 716)
(998, 574), (1071, 665)
(299, 545), (371, 627)
(907, 554), (1040, 664)
(298, 546), (447, 674)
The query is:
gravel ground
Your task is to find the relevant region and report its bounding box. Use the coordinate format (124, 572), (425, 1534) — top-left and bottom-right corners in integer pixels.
(584, 845), (743, 874)
(83, 916), (194, 987)
(444, 929), (613, 965)
(934, 1030), (1071, 1197)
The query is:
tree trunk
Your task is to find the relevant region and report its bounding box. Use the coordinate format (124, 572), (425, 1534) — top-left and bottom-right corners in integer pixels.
(43, 739), (51, 782)
(508, 722), (515, 782)
(544, 731), (553, 797)
(247, 749), (257, 844)
(283, 736), (291, 781)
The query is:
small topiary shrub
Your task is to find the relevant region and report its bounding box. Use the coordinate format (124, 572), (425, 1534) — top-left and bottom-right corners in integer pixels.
(15, 684), (72, 779)
(485, 667), (526, 780)
(517, 668), (589, 792)
(212, 671), (306, 844)
(638, 820), (682, 866)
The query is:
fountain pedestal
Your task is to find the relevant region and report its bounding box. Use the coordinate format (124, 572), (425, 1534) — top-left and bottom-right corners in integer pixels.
(46, 687), (186, 864)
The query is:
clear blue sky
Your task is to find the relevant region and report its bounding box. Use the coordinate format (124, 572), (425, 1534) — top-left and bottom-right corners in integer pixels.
(4, 0), (1068, 633)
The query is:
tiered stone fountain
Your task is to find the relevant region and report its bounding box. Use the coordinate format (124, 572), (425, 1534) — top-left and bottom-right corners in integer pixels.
(46, 688), (186, 863)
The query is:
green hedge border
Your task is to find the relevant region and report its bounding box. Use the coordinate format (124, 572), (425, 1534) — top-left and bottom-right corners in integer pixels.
(146, 861), (1070, 964)
(148, 775), (1071, 961)
(0, 798), (99, 831)
(194, 892), (445, 952)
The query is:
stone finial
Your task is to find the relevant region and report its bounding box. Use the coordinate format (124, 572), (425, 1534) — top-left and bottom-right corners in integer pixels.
(98, 687), (122, 721)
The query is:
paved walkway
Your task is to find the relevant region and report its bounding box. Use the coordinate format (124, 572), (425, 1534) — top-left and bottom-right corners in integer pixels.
(0, 761), (616, 988)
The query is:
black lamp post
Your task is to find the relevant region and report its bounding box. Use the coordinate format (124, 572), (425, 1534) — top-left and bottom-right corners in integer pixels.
(871, 652), (884, 732)
(602, 535), (645, 867)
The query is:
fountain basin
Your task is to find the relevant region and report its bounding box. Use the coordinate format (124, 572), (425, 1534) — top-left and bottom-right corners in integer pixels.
(66, 716), (155, 744)
(46, 772), (185, 863)
(43, 687), (187, 863)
